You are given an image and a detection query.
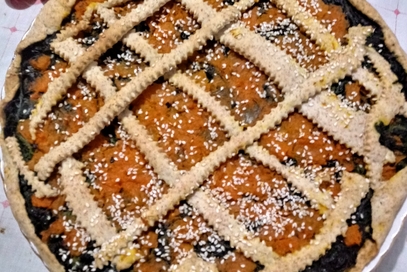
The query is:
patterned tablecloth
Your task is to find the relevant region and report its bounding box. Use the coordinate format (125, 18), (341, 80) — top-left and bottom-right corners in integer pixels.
(1, 0), (407, 271)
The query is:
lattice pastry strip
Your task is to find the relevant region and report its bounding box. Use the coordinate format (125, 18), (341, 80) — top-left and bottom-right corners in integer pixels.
(299, 91), (377, 155)
(52, 26), (272, 267)
(353, 66), (386, 97)
(96, 5), (117, 26)
(53, 6), (95, 43)
(356, 45), (405, 184)
(29, 0), (172, 138)
(51, 39), (119, 102)
(363, 86), (405, 184)
(183, 0), (386, 163)
(4, 137), (57, 198)
(180, 0), (308, 92)
(120, 114), (279, 268)
(165, 72), (334, 208)
(249, 0), (402, 170)
(96, 27), (369, 266)
(266, 172), (370, 271)
(271, 0), (340, 52)
(188, 190), (278, 267)
(140, 40), (369, 220)
(51, 37), (85, 61)
(4, 1), (402, 272)
(169, 252), (219, 272)
(33, 4), (241, 180)
(121, 0), (379, 164)
(268, 0), (404, 180)
(60, 157), (117, 245)
(244, 144), (334, 208)
(365, 47), (399, 87)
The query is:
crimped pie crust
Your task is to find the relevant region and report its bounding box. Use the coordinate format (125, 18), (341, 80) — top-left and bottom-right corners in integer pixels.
(1, 0), (407, 271)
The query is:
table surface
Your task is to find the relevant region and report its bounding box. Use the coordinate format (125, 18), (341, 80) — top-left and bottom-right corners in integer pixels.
(1, 0), (407, 271)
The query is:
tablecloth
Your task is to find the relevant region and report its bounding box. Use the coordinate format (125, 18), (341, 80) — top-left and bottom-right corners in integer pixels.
(0, 0), (407, 271)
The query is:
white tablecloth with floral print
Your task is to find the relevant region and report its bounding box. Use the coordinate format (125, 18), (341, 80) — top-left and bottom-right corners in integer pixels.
(1, 0), (407, 271)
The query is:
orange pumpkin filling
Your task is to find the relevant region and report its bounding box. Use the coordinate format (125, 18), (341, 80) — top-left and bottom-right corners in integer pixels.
(204, 154), (324, 255)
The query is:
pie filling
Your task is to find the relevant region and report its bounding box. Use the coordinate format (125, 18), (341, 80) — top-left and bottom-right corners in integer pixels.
(3, 0), (407, 271)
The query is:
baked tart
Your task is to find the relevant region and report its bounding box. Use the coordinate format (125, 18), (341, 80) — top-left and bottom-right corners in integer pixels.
(2, 0), (407, 271)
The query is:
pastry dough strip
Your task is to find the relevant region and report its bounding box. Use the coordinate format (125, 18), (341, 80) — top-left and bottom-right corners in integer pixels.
(360, 44), (405, 186)
(60, 157), (117, 245)
(54, 6), (95, 42)
(181, 0), (308, 92)
(94, 32), (370, 266)
(29, 0), (172, 139)
(124, 2), (372, 206)
(366, 47), (399, 85)
(271, 0), (340, 52)
(5, 137), (57, 198)
(266, 172), (370, 271)
(52, 16), (275, 266)
(139, 32), (369, 230)
(180, 0), (388, 163)
(363, 85), (404, 185)
(168, 252), (219, 272)
(24, 1), (382, 270)
(93, 15), (372, 268)
(271, 0), (403, 173)
(34, 5), (241, 180)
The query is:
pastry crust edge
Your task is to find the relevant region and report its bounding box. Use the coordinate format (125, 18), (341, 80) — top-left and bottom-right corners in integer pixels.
(1, 0), (75, 271)
(345, 0), (407, 271)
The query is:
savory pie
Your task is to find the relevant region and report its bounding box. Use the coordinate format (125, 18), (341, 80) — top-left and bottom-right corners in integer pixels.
(2, 0), (407, 271)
